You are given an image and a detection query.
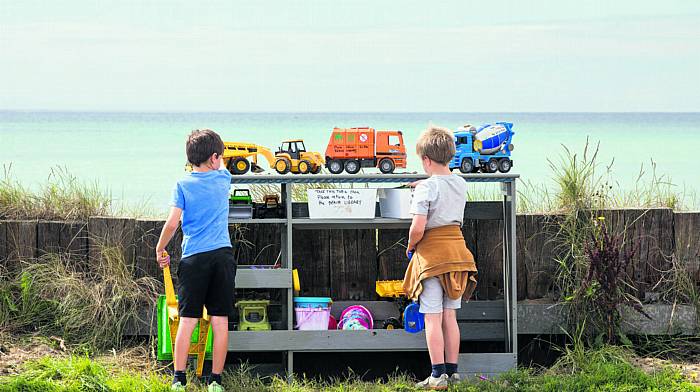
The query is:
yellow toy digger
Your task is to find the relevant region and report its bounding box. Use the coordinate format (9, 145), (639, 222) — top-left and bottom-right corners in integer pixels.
(222, 140), (324, 175)
(156, 251), (212, 377)
(222, 142), (276, 175)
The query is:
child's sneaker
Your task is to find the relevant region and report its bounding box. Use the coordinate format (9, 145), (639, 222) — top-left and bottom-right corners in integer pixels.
(208, 381), (224, 392)
(170, 381), (186, 392)
(415, 374), (448, 390)
(448, 372), (461, 385)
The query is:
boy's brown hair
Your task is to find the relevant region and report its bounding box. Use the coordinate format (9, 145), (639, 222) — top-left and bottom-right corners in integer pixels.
(186, 129), (224, 166)
(416, 125), (456, 165)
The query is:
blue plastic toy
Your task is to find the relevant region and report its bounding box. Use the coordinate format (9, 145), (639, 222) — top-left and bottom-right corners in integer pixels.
(450, 122), (515, 174)
(403, 302), (424, 333)
(402, 249), (425, 333)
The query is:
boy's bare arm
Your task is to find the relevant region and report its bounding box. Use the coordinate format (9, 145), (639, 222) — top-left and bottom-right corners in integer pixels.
(407, 214), (427, 257)
(155, 207), (183, 267)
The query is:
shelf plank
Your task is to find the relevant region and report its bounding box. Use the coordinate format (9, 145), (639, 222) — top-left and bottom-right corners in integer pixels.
(230, 173), (518, 185)
(235, 268), (292, 288)
(229, 218), (287, 224)
(291, 218), (412, 229)
(227, 323), (504, 352)
(330, 300), (506, 322)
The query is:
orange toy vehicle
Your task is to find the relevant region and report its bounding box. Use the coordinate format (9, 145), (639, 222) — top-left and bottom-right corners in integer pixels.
(325, 127), (407, 174)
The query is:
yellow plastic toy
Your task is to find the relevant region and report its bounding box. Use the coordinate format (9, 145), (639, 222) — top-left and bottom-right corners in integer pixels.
(272, 139), (324, 175)
(375, 280), (405, 298)
(222, 140), (324, 175)
(161, 251), (211, 377)
(222, 142), (276, 175)
(375, 280), (408, 330)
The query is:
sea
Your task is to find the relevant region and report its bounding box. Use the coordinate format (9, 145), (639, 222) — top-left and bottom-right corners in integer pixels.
(1, 111), (698, 213)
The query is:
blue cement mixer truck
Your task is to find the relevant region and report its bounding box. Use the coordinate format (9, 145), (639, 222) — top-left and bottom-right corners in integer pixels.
(449, 122), (514, 173)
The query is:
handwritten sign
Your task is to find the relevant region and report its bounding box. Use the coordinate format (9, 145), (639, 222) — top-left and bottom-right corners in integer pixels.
(307, 189), (377, 219)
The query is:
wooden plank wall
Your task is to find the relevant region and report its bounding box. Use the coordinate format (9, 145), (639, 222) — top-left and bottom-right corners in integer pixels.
(675, 212), (700, 281)
(601, 209), (675, 300)
(1, 208), (697, 303)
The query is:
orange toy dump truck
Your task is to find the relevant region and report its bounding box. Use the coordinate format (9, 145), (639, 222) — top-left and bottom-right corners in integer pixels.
(325, 127), (407, 174)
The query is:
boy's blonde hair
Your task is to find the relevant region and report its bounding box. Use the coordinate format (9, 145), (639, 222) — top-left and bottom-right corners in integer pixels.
(416, 126), (456, 165)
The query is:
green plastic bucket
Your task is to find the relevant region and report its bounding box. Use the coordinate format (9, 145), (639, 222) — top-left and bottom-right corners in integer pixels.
(156, 295), (213, 360)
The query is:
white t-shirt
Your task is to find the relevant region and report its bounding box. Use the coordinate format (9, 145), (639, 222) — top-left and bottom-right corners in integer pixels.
(409, 174), (468, 230)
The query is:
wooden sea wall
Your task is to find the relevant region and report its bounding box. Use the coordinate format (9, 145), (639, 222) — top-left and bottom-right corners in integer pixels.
(0, 207), (698, 302)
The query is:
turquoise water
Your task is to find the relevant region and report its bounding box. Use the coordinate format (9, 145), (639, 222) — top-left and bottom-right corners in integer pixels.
(1, 112), (699, 212)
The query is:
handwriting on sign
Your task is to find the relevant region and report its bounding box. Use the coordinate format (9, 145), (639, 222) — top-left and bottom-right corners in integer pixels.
(315, 189), (363, 206)
(308, 189), (376, 218)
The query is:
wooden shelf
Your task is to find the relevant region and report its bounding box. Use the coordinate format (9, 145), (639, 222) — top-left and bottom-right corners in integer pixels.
(291, 217), (412, 229)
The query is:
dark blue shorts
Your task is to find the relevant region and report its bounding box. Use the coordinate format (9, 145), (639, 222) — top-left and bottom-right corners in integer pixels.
(177, 246), (236, 318)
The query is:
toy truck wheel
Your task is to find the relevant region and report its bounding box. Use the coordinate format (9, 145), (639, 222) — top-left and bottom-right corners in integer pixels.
(381, 317), (403, 330)
(233, 158), (250, 174)
(485, 158), (499, 173)
(344, 159), (361, 174)
(298, 160), (311, 174)
(274, 158), (290, 174)
(459, 158), (474, 174)
(310, 165), (321, 174)
(327, 159), (344, 174)
(378, 158), (395, 174)
(498, 158), (512, 173)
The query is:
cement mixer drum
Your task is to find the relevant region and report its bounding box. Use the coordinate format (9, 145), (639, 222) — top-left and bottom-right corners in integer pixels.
(474, 124), (511, 155)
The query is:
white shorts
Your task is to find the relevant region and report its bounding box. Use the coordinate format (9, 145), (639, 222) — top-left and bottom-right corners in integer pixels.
(418, 276), (462, 314)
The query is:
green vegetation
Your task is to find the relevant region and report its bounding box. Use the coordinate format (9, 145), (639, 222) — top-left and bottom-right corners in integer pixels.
(2, 140), (694, 220)
(0, 345), (697, 391)
(518, 139), (696, 213)
(0, 165), (158, 220)
(0, 356), (169, 392)
(0, 165), (111, 221)
(0, 245), (159, 350)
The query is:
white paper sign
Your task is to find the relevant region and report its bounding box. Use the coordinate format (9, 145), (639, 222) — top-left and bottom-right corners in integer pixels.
(307, 188), (377, 219)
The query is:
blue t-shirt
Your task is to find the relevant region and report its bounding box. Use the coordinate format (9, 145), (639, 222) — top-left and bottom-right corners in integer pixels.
(171, 168), (232, 258)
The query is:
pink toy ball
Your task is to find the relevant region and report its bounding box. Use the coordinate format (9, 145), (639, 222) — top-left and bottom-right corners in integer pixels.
(337, 305), (374, 330)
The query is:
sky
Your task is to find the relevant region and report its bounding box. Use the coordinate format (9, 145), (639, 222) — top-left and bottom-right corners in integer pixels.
(1, 0), (699, 112)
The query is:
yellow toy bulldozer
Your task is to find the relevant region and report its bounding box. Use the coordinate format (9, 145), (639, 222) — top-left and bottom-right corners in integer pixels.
(222, 142), (276, 175)
(222, 140), (324, 175)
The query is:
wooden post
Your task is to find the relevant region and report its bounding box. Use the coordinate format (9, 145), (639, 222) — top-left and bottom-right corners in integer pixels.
(133, 219), (162, 280)
(37, 221), (63, 256)
(5, 220), (37, 271)
(674, 212), (700, 281)
(377, 229), (408, 281)
(88, 216), (136, 267)
(518, 214), (563, 300)
(61, 221), (89, 267)
(0, 221), (7, 265)
(329, 229), (377, 301)
(474, 219), (503, 300)
(293, 228), (332, 297)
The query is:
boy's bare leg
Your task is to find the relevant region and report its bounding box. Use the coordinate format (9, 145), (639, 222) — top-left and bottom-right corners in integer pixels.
(174, 317), (199, 371)
(210, 315), (229, 374)
(424, 313), (445, 365)
(442, 309), (460, 364)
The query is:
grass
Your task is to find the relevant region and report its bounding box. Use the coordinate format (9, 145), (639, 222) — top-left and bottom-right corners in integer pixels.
(0, 245), (160, 350)
(1, 344), (698, 392)
(1, 138), (695, 220)
(0, 165), (112, 221)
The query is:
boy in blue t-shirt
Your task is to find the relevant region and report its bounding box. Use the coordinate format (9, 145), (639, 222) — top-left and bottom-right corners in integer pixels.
(156, 129), (234, 392)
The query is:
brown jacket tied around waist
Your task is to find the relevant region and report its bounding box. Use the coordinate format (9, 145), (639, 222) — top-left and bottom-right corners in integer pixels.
(402, 225), (478, 302)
